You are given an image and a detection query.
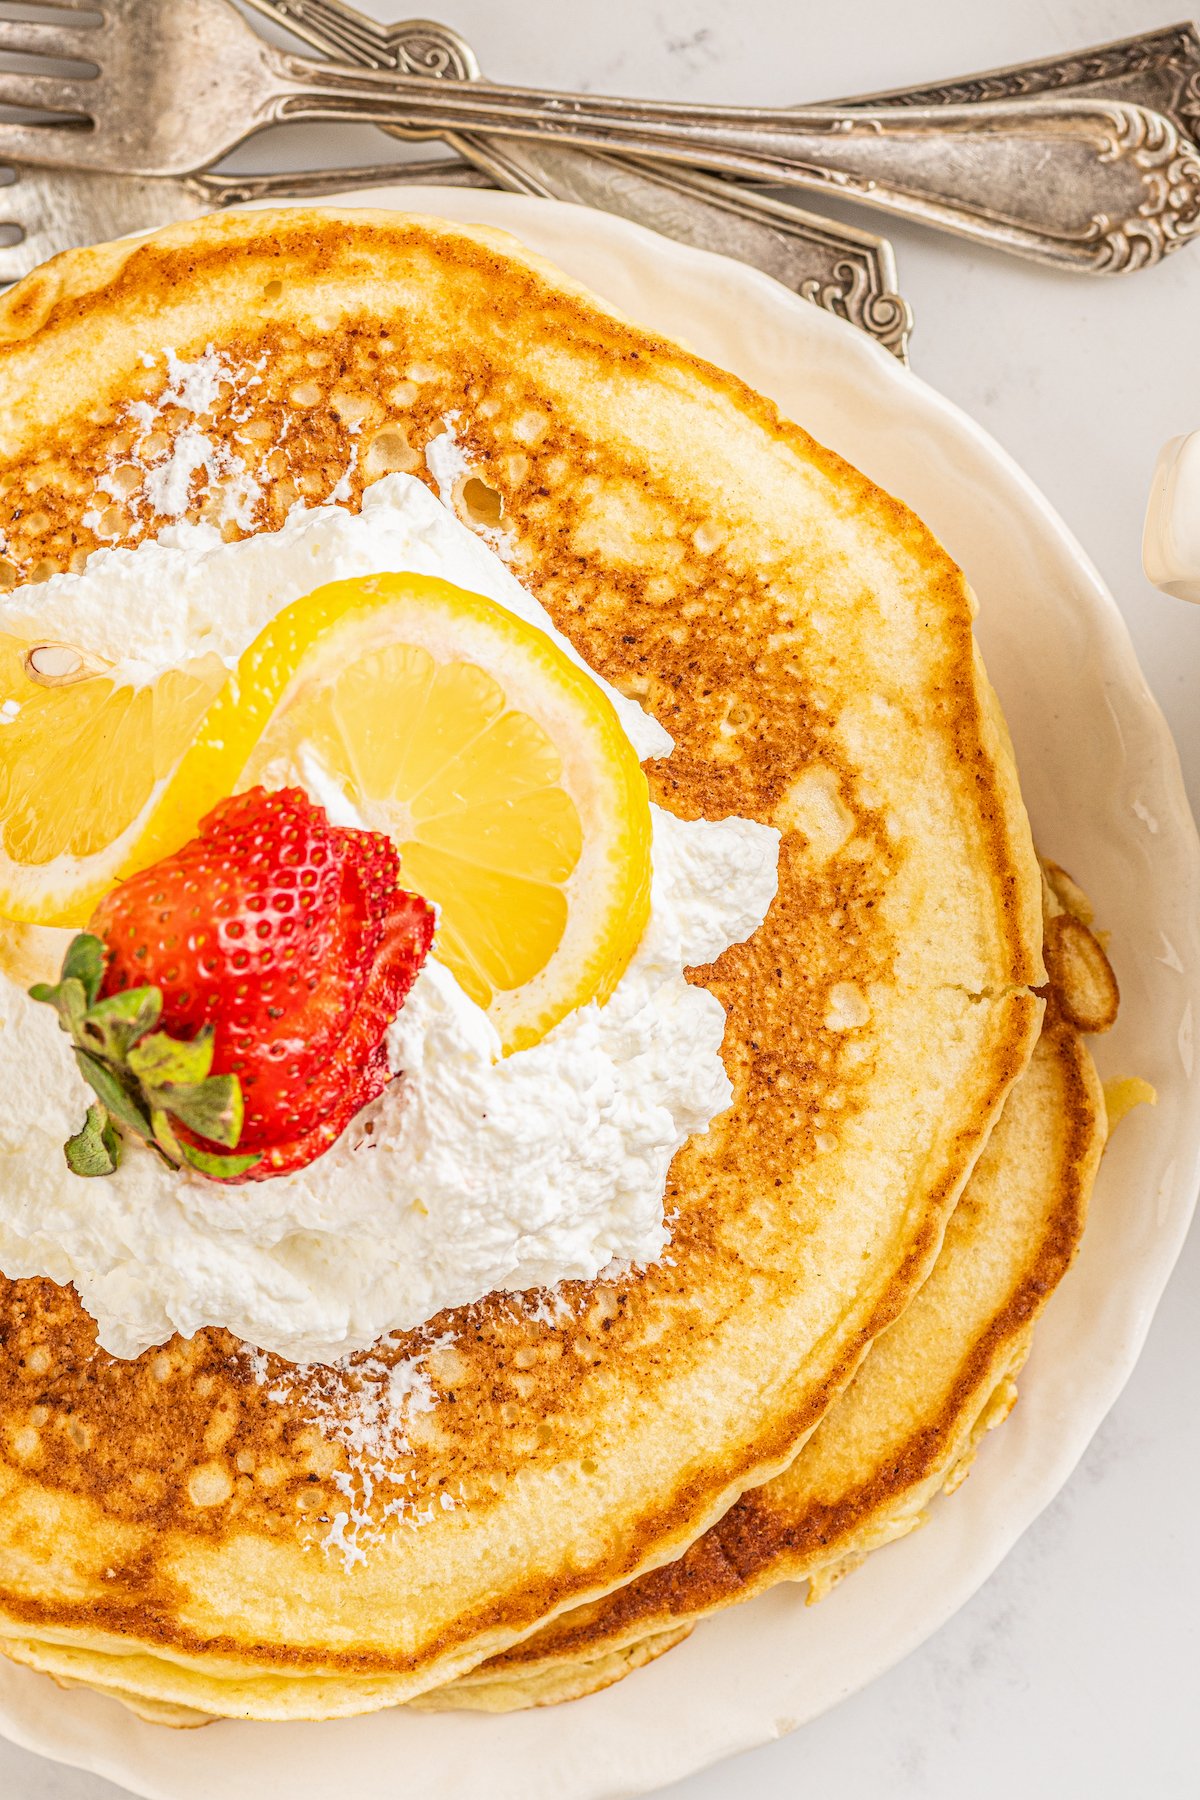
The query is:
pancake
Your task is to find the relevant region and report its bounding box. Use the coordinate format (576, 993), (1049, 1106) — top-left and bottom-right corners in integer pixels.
(433, 986), (1107, 1707)
(10, 1623), (695, 1726)
(0, 886), (1111, 1723)
(0, 208), (1042, 1717)
(421, 874), (1114, 1709)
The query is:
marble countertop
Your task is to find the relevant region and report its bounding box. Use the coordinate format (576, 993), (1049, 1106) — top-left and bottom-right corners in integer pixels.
(3, 0), (1197, 1794)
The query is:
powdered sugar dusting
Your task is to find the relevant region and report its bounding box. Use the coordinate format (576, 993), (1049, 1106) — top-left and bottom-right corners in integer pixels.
(240, 1330), (458, 1570)
(163, 346), (244, 417)
(327, 439), (359, 507)
(142, 425), (235, 521)
(522, 1286), (580, 1329)
(84, 346), (269, 538)
(236, 1284), (601, 1570)
(78, 356), (515, 560)
(426, 411), (516, 559)
(425, 412), (470, 506)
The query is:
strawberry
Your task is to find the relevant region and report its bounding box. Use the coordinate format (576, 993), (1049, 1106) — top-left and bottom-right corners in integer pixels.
(31, 788), (434, 1183)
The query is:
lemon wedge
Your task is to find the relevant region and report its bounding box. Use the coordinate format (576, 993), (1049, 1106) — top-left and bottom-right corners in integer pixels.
(0, 635), (227, 926)
(103, 573), (650, 1051)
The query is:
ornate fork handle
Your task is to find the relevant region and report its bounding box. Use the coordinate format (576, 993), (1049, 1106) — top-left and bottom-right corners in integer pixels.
(268, 59), (1200, 273)
(206, 158), (487, 205)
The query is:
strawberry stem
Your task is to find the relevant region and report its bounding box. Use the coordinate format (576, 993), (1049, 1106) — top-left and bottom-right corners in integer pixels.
(31, 934), (261, 1181)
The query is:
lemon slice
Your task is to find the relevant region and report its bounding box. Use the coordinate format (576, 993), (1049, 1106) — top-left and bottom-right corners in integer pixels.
(0, 635), (227, 926)
(137, 573), (651, 1052)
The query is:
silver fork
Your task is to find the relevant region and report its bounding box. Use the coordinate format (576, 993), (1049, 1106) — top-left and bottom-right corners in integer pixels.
(0, 153), (486, 284)
(0, 0), (1196, 273)
(243, 4), (912, 357)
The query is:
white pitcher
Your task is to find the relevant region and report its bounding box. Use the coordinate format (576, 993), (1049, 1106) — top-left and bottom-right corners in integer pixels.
(1144, 433), (1200, 604)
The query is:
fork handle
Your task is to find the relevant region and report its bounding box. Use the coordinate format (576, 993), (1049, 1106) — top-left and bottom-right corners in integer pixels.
(270, 60), (1200, 273)
(203, 157), (490, 204)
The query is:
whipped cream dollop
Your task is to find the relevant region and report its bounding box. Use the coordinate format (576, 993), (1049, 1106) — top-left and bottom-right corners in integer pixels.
(0, 477), (778, 1362)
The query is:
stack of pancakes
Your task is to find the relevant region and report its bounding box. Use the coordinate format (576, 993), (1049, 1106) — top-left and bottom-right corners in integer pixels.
(0, 211), (1117, 1722)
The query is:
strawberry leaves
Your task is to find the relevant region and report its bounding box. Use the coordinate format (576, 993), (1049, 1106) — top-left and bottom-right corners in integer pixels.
(65, 1103), (123, 1178)
(35, 930), (106, 1006)
(31, 934), (260, 1181)
(130, 1029), (248, 1152)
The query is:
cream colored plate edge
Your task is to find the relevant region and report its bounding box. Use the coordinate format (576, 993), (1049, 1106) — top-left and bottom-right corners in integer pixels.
(2, 189), (1197, 1800)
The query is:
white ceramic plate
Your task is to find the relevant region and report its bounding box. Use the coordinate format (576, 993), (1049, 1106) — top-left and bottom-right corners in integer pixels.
(3, 190), (1198, 1799)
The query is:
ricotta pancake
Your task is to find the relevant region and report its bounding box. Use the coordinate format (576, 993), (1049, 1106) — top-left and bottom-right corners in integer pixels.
(431, 968), (1109, 1707)
(0, 209), (1042, 1716)
(0, 895), (1111, 1723)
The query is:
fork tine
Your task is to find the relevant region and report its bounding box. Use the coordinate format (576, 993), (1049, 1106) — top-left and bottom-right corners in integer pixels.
(0, 248), (36, 289)
(0, 208), (31, 268)
(0, 18), (95, 59)
(0, 71), (92, 115)
(0, 0), (100, 12)
(0, 121), (89, 164)
(0, 168), (30, 285)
